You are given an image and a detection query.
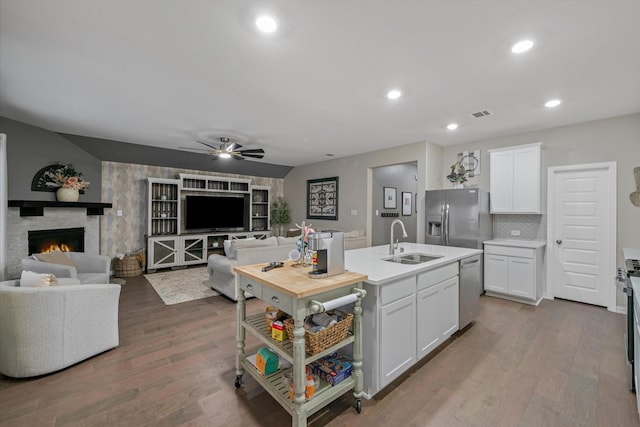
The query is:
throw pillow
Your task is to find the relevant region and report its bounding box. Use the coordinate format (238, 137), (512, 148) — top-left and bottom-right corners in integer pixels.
(33, 250), (75, 267)
(277, 236), (299, 246)
(20, 270), (59, 287)
(223, 240), (232, 257)
(228, 236), (277, 260)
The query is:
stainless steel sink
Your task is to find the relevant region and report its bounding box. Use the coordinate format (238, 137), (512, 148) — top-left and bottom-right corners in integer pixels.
(382, 253), (443, 265)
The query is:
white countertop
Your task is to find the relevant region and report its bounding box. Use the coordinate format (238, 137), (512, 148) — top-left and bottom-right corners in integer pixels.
(483, 239), (546, 249)
(345, 243), (482, 285)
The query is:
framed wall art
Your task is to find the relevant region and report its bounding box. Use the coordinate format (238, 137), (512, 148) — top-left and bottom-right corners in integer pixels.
(307, 176), (339, 220)
(383, 187), (397, 209)
(402, 192), (412, 216)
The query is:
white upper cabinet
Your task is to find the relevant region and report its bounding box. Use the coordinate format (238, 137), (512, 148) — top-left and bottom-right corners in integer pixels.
(489, 142), (542, 214)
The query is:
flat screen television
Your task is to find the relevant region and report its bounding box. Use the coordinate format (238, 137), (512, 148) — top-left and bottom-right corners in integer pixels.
(184, 195), (249, 232)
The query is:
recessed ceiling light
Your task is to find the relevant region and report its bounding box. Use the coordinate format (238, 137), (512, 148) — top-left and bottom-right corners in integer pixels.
(545, 99), (562, 108)
(256, 15), (278, 33)
(511, 40), (534, 53)
(447, 123), (459, 130)
(387, 89), (402, 100)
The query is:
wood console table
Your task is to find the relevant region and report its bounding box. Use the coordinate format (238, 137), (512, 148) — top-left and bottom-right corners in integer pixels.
(233, 262), (367, 427)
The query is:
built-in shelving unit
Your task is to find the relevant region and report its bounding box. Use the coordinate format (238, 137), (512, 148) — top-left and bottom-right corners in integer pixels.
(145, 174), (271, 272)
(250, 185), (270, 232)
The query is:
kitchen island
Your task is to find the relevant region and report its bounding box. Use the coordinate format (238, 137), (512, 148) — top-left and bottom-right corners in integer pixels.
(345, 242), (482, 398)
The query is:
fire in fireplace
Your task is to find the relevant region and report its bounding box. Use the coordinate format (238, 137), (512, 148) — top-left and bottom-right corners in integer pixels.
(28, 227), (85, 255)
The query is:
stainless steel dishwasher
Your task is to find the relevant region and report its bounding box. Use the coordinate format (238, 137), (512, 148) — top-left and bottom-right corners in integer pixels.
(459, 255), (482, 329)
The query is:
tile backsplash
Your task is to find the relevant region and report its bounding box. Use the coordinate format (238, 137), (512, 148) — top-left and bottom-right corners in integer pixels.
(493, 214), (546, 241)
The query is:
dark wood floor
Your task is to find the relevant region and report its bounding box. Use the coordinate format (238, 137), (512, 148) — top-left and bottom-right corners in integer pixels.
(1, 272), (639, 427)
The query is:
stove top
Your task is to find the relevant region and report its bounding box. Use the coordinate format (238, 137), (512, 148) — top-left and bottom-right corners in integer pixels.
(627, 259), (640, 277)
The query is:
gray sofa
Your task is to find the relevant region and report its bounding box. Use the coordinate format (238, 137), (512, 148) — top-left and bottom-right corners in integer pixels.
(207, 236), (297, 301)
(21, 251), (111, 284)
(0, 279), (121, 378)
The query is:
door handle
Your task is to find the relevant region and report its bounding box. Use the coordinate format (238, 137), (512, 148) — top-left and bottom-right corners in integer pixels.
(556, 239), (562, 245)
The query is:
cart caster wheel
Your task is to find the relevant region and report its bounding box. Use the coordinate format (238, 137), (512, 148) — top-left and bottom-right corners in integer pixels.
(355, 399), (362, 414)
(234, 376), (243, 389)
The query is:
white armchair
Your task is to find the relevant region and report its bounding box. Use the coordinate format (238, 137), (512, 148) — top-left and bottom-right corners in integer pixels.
(0, 279), (121, 378)
(21, 252), (111, 284)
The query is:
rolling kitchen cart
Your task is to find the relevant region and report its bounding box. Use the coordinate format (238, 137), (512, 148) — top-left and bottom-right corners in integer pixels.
(233, 262), (367, 427)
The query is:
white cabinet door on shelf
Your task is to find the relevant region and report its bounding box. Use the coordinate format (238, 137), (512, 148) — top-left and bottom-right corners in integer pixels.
(484, 254), (509, 293)
(489, 142), (542, 214)
(489, 150), (514, 213)
(379, 293), (416, 389)
(148, 236), (180, 270)
(507, 257), (535, 299)
(181, 235), (207, 265)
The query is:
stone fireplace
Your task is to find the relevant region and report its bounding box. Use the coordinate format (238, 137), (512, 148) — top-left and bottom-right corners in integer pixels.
(6, 208), (100, 279)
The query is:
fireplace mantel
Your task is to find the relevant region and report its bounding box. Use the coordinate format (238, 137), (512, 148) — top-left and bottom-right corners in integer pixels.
(8, 200), (113, 217)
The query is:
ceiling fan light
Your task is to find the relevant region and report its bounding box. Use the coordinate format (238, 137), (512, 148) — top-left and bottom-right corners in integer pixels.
(256, 15), (278, 33)
(387, 89), (402, 100)
(511, 39), (534, 53)
(219, 153), (232, 159)
(545, 99), (562, 108)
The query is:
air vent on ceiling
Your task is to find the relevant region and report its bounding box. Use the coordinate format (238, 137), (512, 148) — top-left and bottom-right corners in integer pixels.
(470, 110), (493, 118)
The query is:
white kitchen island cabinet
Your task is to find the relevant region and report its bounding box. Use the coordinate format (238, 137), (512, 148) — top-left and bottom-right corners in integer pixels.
(483, 239), (546, 305)
(346, 243), (480, 398)
(417, 270), (459, 359)
(489, 142), (542, 214)
(233, 262), (367, 427)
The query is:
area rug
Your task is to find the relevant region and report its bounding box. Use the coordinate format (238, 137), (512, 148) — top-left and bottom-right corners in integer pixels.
(144, 266), (219, 305)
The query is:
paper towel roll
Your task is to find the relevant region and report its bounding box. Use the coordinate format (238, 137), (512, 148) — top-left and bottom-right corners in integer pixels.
(321, 293), (358, 311)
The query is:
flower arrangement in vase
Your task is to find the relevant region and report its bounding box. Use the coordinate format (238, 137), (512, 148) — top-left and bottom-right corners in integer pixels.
(42, 163), (90, 202)
(446, 162), (470, 188)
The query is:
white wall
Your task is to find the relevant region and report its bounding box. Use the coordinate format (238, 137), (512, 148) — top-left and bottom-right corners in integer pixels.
(440, 113), (640, 307)
(0, 134), (7, 280)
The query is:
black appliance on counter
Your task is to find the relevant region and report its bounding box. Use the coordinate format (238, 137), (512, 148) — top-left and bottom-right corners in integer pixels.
(617, 258), (640, 391)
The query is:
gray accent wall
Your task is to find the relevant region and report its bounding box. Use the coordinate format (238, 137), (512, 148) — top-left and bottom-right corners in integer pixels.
(62, 133), (293, 179)
(1, 117), (103, 202)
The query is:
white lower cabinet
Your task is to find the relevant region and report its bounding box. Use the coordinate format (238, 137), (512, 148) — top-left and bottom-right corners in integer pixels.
(181, 235), (207, 265)
(417, 275), (459, 359)
(362, 262), (459, 397)
(483, 241), (544, 305)
(147, 236), (180, 270)
(380, 294), (416, 389)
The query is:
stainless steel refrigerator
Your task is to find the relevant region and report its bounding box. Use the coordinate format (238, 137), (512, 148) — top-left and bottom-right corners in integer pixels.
(425, 188), (492, 329)
(425, 188), (491, 249)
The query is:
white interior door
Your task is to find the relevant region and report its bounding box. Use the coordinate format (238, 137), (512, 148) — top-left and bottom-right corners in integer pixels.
(547, 162), (616, 310)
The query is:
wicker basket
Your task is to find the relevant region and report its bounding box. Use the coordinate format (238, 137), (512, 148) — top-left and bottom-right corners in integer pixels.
(283, 310), (353, 356)
(114, 255), (142, 277)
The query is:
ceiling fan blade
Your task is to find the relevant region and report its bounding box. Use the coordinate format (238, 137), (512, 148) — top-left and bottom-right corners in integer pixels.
(239, 148), (265, 155)
(232, 154), (245, 160)
(227, 142), (242, 152)
(240, 153), (265, 159)
(196, 140), (219, 150)
(179, 147), (212, 152)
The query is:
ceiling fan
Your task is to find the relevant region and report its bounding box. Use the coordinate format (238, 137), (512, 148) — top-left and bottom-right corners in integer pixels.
(182, 137), (265, 160)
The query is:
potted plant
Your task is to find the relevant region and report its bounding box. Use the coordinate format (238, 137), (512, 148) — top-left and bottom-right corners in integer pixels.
(42, 163), (90, 201)
(270, 197), (291, 237)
